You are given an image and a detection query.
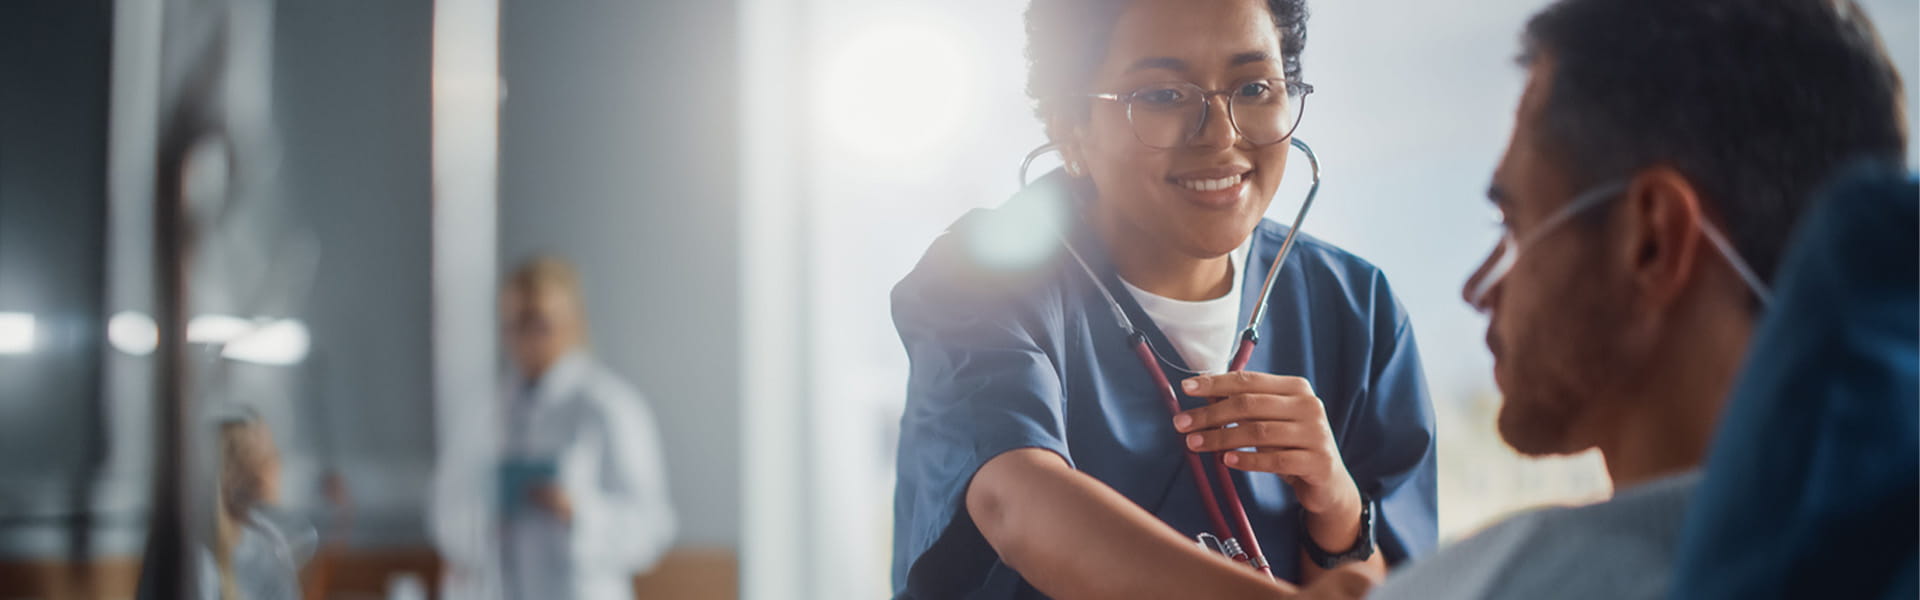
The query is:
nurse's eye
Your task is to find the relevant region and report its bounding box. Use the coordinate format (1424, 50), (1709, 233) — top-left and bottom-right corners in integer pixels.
(1132, 85), (1192, 109)
(1234, 80), (1277, 101)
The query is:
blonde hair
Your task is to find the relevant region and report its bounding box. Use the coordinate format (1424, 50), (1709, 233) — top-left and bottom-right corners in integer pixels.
(506, 254), (584, 300)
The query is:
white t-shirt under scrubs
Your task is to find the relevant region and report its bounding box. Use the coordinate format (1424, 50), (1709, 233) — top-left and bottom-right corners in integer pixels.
(1120, 240), (1252, 374)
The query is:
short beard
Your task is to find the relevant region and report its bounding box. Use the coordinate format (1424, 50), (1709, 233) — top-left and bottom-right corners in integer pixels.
(1494, 253), (1633, 457)
(1497, 381), (1590, 456)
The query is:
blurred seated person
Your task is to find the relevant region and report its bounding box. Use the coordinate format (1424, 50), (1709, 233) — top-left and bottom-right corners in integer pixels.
(431, 255), (677, 600)
(202, 410), (311, 600)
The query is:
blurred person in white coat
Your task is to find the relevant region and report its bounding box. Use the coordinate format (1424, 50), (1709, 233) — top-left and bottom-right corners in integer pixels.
(431, 256), (677, 600)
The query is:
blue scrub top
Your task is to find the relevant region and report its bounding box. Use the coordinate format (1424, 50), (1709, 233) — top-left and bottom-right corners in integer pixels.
(890, 172), (1438, 598)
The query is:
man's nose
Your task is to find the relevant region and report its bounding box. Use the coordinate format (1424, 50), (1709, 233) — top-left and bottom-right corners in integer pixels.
(1463, 241), (1508, 311)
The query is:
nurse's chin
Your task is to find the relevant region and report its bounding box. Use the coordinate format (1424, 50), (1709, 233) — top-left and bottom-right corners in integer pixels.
(1167, 224), (1258, 259)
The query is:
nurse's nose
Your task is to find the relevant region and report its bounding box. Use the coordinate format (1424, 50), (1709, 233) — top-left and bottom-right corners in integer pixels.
(1187, 94), (1240, 150)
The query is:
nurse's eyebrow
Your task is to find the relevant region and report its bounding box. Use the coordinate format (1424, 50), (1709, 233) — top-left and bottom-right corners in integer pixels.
(1126, 52), (1275, 75)
(1125, 57), (1188, 73)
(1486, 184), (1509, 206)
(1229, 51), (1273, 67)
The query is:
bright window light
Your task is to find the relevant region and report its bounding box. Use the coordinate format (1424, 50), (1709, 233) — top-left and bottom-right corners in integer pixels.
(221, 319), (310, 366)
(0, 312), (36, 355)
(817, 17), (974, 163)
(964, 189), (1067, 270)
(108, 311), (309, 365)
(108, 310), (159, 356)
(187, 314), (254, 344)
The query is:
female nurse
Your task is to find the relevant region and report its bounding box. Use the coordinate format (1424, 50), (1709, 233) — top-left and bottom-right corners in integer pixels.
(889, 0), (1437, 598)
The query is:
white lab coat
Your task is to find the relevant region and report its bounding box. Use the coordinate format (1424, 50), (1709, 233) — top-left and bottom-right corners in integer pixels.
(198, 509), (311, 600)
(430, 352), (678, 600)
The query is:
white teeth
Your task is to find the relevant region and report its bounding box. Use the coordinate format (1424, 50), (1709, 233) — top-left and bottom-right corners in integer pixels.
(1175, 174), (1243, 192)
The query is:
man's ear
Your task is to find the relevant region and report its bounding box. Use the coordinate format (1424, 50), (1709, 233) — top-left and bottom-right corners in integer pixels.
(1620, 166), (1708, 310)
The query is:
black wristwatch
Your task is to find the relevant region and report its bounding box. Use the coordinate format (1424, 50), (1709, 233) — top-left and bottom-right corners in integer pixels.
(1300, 495), (1376, 569)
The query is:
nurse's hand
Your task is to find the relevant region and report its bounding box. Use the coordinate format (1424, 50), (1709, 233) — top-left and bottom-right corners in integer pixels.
(1174, 373), (1361, 528)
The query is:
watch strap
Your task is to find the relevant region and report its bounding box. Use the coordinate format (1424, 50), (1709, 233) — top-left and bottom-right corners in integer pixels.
(1300, 495), (1377, 568)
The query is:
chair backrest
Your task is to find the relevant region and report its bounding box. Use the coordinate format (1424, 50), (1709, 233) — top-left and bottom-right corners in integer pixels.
(1669, 166), (1919, 600)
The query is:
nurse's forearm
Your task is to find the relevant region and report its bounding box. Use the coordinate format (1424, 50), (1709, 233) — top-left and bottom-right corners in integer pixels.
(968, 448), (1294, 600)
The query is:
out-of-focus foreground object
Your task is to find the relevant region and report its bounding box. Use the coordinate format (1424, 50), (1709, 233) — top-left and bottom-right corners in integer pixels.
(1669, 166), (1919, 600)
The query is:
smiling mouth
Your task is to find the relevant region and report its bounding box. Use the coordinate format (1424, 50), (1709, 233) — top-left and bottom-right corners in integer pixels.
(1170, 173), (1247, 192)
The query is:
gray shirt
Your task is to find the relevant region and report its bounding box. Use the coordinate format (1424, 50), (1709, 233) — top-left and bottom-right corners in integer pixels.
(1371, 471), (1701, 600)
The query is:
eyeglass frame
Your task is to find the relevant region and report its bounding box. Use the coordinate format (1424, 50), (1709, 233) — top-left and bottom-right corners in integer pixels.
(1086, 78), (1315, 149)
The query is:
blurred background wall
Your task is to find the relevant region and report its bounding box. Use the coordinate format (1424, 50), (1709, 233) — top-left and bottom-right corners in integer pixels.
(496, 0), (743, 552)
(272, 0), (436, 549)
(0, 0), (115, 559)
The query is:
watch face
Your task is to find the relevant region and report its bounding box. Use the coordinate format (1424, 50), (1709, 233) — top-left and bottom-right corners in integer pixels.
(1353, 498), (1377, 561)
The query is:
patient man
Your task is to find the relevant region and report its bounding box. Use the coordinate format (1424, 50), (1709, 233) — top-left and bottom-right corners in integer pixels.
(1370, 0), (1909, 598)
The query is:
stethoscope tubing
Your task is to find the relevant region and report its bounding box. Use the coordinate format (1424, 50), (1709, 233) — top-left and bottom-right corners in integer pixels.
(1036, 137), (1323, 579)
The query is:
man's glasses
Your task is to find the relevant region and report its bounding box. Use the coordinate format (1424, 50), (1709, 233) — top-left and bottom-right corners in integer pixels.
(1089, 78), (1313, 149)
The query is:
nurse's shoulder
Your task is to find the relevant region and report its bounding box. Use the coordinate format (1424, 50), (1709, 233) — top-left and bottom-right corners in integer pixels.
(1250, 218), (1411, 330)
(891, 183), (1079, 334)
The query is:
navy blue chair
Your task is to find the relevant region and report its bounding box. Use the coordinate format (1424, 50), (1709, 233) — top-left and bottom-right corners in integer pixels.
(1670, 166), (1918, 599)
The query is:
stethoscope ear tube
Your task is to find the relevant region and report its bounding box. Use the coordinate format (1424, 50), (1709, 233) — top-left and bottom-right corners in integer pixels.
(1019, 142), (1059, 188)
(1243, 137), (1321, 333)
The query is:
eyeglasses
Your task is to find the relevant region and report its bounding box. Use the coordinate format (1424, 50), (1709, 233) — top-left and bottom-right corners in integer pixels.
(1089, 78), (1313, 149)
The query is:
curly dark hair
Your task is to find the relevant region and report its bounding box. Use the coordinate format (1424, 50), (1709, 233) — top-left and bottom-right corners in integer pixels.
(1024, 0), (1309, 127)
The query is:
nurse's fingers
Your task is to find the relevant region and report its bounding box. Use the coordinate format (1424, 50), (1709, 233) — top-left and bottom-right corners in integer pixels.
(1180, 372), (1314, 399)
(1184, 420), (1325, 453)
(1173, 392), (1323, 432)
(1221, 449), (1325, 477)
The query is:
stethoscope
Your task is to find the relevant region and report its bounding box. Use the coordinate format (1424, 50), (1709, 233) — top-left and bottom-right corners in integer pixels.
(1018, 137), (1322, 577)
